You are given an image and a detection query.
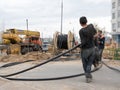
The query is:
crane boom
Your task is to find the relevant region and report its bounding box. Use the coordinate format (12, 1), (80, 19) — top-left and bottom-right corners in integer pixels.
(6, 29), (40, 36)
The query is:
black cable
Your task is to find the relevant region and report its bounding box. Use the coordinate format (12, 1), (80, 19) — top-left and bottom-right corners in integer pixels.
(5, 74), (85, 81)
(102, 61), (120, 73)
(0, 60), (34, 68)
(57, 34), (68, 49)
(0, 44), (80, 78)
(3, 63), (102, 81)
(1, 45), (119, 82)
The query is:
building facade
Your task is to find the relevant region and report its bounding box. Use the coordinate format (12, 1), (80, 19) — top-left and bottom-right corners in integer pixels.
(112, 0), (120, 47)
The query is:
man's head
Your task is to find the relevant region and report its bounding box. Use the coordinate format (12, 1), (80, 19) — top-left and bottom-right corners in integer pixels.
(79, 16), (87, 27)
(98, 30), (102, 35)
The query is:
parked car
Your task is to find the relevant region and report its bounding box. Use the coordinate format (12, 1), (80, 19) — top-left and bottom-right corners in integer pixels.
(42, 41), (49, 52)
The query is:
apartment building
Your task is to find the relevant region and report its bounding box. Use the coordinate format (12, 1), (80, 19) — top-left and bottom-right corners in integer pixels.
(112, 0), (120, 47)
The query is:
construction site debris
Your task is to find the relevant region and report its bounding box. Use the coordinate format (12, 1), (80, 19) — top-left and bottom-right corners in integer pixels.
(0, 52), (53, 62)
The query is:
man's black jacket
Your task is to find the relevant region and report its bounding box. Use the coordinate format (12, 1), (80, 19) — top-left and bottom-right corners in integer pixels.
(79, 24), (97, 49)
(98, 36), (105, 49)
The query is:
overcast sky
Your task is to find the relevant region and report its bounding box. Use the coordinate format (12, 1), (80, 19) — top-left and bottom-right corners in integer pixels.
(0, 0), (111, 38)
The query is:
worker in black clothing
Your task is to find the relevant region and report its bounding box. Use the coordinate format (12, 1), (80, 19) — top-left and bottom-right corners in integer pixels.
(79, 16), (97, 83)
(98, 30), (105, 62)
(93, 36), (100, 68)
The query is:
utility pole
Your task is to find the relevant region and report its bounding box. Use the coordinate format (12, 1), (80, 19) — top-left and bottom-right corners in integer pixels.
(26, 19), (28, 30)
(26, 19), (29, 53)
(60, 0), (63, 34)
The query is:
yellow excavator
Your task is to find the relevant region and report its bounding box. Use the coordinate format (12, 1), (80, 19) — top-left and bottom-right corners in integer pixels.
(2, 29), (42, 55)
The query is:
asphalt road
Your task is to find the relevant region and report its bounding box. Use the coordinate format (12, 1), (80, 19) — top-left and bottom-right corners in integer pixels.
(0, 60), (120, 90)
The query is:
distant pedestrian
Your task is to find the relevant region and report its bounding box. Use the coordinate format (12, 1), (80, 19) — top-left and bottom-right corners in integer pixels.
(98, 30), (105, 62)
(79, 16), (97, 83)
(93, 35), (99, 69)
(93, 35), (100, 69)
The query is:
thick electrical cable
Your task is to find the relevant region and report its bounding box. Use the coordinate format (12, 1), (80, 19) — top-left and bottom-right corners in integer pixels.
(0, 60), (34, 68)
(0, 44), (80, 78)
(0, 46), (119, 82)
(57, 34), (68, 49)
(4, 63), (102, 81)
(102, 61), (120, 73)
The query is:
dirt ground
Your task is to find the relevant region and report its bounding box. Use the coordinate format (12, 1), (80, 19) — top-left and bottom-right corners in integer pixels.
(104, 59), (120, 67)
(0, 52), (53, 62)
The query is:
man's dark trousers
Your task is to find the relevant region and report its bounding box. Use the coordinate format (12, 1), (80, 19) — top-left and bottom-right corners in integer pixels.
(81, 47), (95, 78)
(99, 49), (103, 61)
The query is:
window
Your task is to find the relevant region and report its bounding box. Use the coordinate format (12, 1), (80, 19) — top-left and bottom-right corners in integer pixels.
(112, 13), (115, 19)
(118, 21), (120, 28)
(118, 10), (120, 17)
(112, 23), (116, 29)
(112, 23), (116, 31)
(118, 0), (120, 6)
(118, 35), (120, 44)
(112, 2), (115, 9)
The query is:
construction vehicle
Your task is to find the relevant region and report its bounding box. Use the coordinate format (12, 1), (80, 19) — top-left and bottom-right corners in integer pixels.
(2, 29), (42, 55)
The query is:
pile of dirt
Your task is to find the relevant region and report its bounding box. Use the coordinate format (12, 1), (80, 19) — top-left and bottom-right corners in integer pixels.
(0, 52), (53, 62)
(103, 50), (114, 59)
(106, 60), (120, 67)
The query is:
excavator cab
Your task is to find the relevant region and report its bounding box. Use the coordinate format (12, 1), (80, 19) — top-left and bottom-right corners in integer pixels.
(30, 36), (42, 45)
(21, 36), (42, 55)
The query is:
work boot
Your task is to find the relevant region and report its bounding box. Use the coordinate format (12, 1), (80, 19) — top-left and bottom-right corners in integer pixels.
(85, 73), (92, 79)
(85, 73), (92, 83)
(86, 78), (92, 83)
